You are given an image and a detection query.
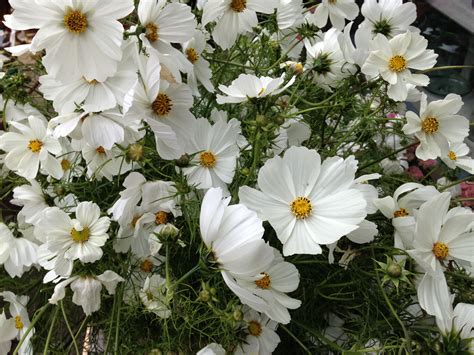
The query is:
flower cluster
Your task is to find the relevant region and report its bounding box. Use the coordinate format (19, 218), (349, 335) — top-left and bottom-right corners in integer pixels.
(0, 0), (473, 353)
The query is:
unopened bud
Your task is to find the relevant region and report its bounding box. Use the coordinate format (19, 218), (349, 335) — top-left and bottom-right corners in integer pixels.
(175, 154), (190, 167)
(128, 143), (144, 162)
(387, 263), (402, 278)
(199, 290), (210, 302)
(233, 309), (243, 321)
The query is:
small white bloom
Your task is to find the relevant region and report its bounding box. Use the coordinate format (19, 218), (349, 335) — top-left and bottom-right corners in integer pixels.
(202, 0), (277, 49)
(183, 118), (241, 192)
(240, 146), (367, 256)
(403, 94), (469, 160)
(81, 143), (132, 181)
(271, 118), (311, 155)
(197, 343), (226, 355)
(11, 180), (48, 224)
(139, 274), (171, 318)
(362, 32), (437, 101)
(183, 30), (214, 95)
(441, 142), (474, 174)
(306, 0), (359, 30)
(0, 116), (62, 179)
(216, 73), (295, 104)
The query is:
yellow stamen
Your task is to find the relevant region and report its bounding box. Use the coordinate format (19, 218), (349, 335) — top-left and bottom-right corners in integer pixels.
(155, 211), (169, 225)
(27, 139), (43, 153)
(152, 93), (173, 116)
(388, 55), (407, 72)
(96, 146), (106, 154)
(14, 315), (24, 330)
(61, 159), (71, 171)
(448, 151), (457, 161)
(290, 197), (312, 219)
(432, 242), (449, 260)
(70, 227), (90, 243)
(64, 10), (88, 34)
(255, 273), (271, 289)
(393, 208), (409, 218)
(421, 116), (439, 134)
(199, 151), (217, 168)
(145, 23), (159, 42)
(248, 320), (262, 337)
(186, 48), (199, 64)
(230, 0), (247, 12)
(140, 259), (154, 273)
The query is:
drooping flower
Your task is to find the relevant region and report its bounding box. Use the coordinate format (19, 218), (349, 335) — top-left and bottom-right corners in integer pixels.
(0, 116), (62, 179)
(49, 271), (124, 315)
(139, 274), (171, 318)
(402, 94), (469, 160)
(202, 0), (278, 50)
(182, 118), (241, 192)
(11, 180), (48, 224)
(4, 0), (134, 81)
(183, 30), (214, 95)
(362, 31), (437, 101)
(239, 146), (367, 256)
(306, 0), (359, 30)
(216, 73), (295, 104)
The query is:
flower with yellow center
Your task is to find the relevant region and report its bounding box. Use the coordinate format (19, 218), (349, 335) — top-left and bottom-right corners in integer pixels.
(290, 197), (312, 219)
(152, 93), (173, 116)
(64, 10), (88, 34)
(393, 208), (409, 218)
(199, 151), (217, 168)
(432, 242), (449, 260)
(145, 23), (159, 42)
(27, 139), (43, 153)
(230, 0), (247, 12)
(255, 273), (271, 289)
(70, 227), (90, 243)
(186, 48), (199, 64)
(388, 55), (407, 72)
(140, 259), (154, 273)
(447, 151), (457, 161)
(421, 116), (439, 134)
(248, 320), (262, 336)
(155, 211), (169, 225)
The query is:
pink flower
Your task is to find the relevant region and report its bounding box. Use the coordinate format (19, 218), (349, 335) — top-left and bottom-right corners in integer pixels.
(419, 159), (438, 170)
(460, 182), (474, 208)
(404, 144), (418, 162)
(407, 166), (424, 180)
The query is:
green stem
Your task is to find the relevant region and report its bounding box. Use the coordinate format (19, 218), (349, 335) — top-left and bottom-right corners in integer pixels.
(114, 284), (123, 355)
(171, 265), (200, 291)
(359, 142), (418, 171)
(43, 306), (59, 355)
(419, 65), (474, 73)
(280, 324), (312, 355)
(60, 300), (80, 355)
(13, 304), (50, 355)
(439, 175), (473, 191)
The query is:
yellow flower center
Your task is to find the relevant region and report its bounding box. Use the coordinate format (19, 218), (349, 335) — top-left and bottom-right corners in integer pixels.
(155, 211), (169, 225)
(96, 146), (106, 154)
(230, 0), (247, 12)
(140, 259), (154, 273)
(447, 151), (457, 161)
(432, 242), (449, 260)
(27, 139), (43, 153)
(70, 227), (90, 243)
(393, 208), (409, 218)
(86, 79), (99, 85)
(388, 55), (407, 72)
(290, 197), (312, 219)
(145, 23), (159, 42)
(328, 0), (337, 3)
(64, 10), (88, 34)
(255, 273), (271, 289)
(14, 315), (24, 330)
(248, 320), (262, 337)
(186, 48), (199, 64)
(61, 159), (71, 171)
(421, 116), (439, 134)
(152, 93), (173, 116)
(199, 151), (217, 168)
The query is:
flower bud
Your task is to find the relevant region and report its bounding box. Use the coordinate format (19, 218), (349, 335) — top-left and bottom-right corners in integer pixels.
(175, 154), (190, 167)
(233, 309), (243, 321)
(387, 263), (402, 278)
(199, 290), (210, 302)
(128, 143), (144, 162)
(160, 224), (179, 240)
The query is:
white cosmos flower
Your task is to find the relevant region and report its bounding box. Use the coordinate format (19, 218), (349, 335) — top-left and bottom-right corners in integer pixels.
(137, 0), (196, 81)
(402, 94), (469, 160)
(197, 343), (226, 355)
(272, 118), (311, 155)
(11, 180), (48, 224)
(0, 223), (38, 279)
(0, 311), (17, 355)
(200, 188), (275, 312)
(436, 302), (474, 347)
(305, 29), (354, 91)
(0, 116), (62, 179)
(234, 248), (301, 324)
(202, 0), (278, 50)
(0, 291), (33, 355)
(216, 73), (295, 104)
(139, 274), (171, 318)
(239, 146), (367, 256)
(339, 22), (373, 68)
(49, 271), (124, 315)
(374, 182), (439, 250)
(81, 143), (132, 181)
(277, 0), (304, 30)
(39, 38), (137, 114)
(362, 31), (437, 101)
(124, 51), (196, 159)
(306, 0), (359, 30)
(37, 201), (110, 263)
(108, 172), (148, 222)
(183, 118), (241, 192)
(183, 30), (214, 95)
(360, 0), (417, 38)
(234, 307), (281, 355)
(49, 110), (126, 151)
(408, 192), (474, 273)
(4, 0), (134, 82)
(441, 142), (474, 174)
